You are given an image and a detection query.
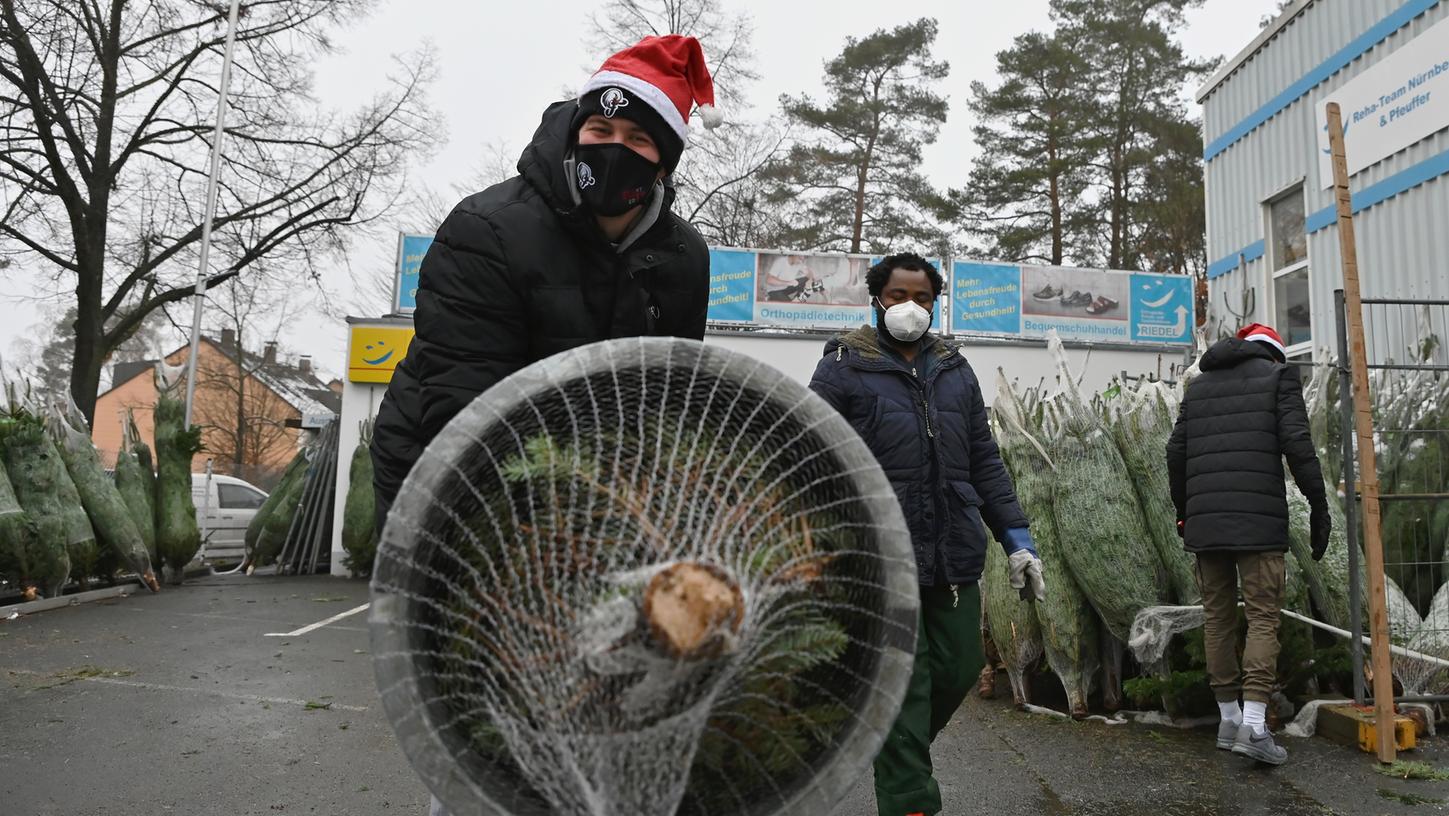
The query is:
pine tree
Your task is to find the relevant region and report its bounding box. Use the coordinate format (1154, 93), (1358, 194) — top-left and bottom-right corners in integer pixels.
(1051, 0), (1214, 270)
(763, 18), (953, 256)
(957, 31), (1097, 266)
(1133, 115), (1208, 279)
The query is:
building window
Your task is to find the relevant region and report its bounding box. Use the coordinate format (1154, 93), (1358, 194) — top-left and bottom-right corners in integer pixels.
(1267, 188), (1311, 350)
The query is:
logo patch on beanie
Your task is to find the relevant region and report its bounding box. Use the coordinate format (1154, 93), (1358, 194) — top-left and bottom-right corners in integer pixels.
(600, 87), (629, 118)
(576, 162), (596, 189)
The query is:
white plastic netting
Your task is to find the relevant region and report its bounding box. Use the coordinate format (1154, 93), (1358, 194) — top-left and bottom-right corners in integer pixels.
(370, 338), (919, 816)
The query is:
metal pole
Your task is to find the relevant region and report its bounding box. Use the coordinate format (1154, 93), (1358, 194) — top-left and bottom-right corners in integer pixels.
(182, 0), (243, 428)
(197, 458), (214, 563)
(1337, 289), (1364, 705)
(1326, 102), (1396, 762)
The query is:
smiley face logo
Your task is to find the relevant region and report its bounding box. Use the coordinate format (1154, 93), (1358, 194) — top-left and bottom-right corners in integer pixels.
(363, 341), (394, 366)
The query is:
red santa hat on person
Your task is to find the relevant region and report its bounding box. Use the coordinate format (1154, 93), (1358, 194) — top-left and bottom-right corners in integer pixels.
(1236, 322), (1286, 360)
(573, 35), (722, 170)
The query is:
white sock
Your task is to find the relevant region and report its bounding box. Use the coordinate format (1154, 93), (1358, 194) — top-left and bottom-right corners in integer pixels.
(1218, 700), (1242, 725)
(1243, 700), (1268, 734)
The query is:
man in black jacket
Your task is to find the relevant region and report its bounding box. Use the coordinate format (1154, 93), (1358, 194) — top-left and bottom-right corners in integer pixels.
(810, 253), (1044, 816)
(371, 35), (721, 535)
(1167, 322), (1330, 766)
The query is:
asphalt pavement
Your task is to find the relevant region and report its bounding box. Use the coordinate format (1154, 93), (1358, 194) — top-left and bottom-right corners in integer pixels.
(3, 574), (1448, 815)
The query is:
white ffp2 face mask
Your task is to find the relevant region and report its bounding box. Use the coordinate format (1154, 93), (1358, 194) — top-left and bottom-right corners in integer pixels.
(881, 301), (932, 342)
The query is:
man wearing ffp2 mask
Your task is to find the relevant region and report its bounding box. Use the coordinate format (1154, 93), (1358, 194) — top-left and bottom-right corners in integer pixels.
(809, 253), (1044, 816)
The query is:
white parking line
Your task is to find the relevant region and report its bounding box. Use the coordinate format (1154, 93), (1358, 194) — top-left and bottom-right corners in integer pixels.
(263, 602), (371, 638)
(6, 669), (369, 712)
(83, 675), (370, 712)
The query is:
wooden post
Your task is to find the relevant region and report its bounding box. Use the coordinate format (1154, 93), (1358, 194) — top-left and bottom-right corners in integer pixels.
(1325, 102), (1396, 763)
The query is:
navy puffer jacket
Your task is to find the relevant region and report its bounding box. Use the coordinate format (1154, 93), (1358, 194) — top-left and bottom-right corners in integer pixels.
(809, 326), (1029, 586)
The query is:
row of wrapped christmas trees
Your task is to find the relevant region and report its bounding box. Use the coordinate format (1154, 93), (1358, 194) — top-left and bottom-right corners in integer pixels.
(979, 331), (1448, 716)
(0, 363), (209, 598)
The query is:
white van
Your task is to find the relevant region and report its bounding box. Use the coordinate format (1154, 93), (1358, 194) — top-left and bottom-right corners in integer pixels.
(191, 473), (268, 564)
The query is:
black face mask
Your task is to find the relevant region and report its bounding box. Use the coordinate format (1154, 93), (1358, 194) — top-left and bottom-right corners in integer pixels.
(572, 142), (659, 217)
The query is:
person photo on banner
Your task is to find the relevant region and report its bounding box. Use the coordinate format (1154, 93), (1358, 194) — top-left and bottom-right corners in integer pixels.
(762, 254), (824, 303)
(818, 256), (870, 306)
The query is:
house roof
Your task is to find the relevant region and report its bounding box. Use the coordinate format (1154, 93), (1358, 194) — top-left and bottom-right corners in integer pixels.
(205, 338), (342, 417)
(98, 337), (341, 418)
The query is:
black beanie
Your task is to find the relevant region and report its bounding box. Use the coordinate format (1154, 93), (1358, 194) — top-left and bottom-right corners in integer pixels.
(571, 86), (684, 171)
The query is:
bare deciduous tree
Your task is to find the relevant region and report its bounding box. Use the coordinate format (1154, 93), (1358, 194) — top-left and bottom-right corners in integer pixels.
(190, 274), (306, 486)
(0, 0), (439, 424)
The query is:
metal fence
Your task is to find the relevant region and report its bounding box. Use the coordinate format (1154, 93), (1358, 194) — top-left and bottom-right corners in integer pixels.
(1339, 292), (1449, 704)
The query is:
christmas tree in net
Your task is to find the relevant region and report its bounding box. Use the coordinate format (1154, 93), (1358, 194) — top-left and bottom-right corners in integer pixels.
(370, 337), (918, 816)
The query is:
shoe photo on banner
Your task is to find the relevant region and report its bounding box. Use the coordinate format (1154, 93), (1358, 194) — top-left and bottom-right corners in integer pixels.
(1032, 283), (1061, 301)
(1086, 295), (1119, 315)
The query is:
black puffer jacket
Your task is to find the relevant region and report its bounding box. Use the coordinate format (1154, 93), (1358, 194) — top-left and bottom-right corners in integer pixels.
(1166, 338), (1327, 553)
(370, 101), (710, 528)
(809, 326), (1029, 585)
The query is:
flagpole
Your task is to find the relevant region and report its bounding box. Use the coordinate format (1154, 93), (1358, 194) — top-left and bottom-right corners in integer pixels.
(183, 0), (242, 427)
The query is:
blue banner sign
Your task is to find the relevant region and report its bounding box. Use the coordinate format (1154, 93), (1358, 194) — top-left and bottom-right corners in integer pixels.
(1130, 273), (1194, 344)
(706, 249), (756, 322)
(947, 260), (1192, 345)
(394, 233), (433, 314)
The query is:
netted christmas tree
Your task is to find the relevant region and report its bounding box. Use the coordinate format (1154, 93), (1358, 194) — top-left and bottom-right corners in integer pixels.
(371, 338), (918, 816)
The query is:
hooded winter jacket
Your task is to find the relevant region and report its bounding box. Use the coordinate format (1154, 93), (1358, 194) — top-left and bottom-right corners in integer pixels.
(1166, 338), (1327, 553)
(370, 101), (710, 528)
(808, 326), (1029, 586)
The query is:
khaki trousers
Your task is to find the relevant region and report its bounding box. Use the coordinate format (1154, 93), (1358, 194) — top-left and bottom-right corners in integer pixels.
(1195, 551), (1286, 705)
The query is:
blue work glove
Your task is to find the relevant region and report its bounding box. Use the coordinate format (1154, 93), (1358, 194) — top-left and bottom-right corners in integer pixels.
(1002, 527), (1046, 602)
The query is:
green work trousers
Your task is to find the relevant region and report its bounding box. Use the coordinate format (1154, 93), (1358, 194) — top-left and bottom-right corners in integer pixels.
(873, 582), (984, 816)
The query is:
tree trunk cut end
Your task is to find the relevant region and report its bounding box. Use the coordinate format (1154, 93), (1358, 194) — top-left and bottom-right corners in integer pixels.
(642, 562), (744, 659)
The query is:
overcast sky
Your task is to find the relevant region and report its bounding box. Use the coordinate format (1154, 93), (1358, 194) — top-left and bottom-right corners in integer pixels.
(0, 0), (1277, 382)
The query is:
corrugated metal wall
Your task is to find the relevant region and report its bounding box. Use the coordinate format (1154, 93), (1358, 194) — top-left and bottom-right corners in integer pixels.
(1201, 0), (1449, 359)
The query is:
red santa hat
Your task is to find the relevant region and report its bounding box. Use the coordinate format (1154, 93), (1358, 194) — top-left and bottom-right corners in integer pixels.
(579, 35), (723, 146)
(1236, 322), (1286, 358)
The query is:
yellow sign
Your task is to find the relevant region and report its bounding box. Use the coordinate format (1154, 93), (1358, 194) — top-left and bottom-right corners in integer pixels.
(348, 325), (415, 384)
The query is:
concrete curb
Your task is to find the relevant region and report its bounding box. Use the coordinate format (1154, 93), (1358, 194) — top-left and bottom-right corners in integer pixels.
(3, 583), (141, 617)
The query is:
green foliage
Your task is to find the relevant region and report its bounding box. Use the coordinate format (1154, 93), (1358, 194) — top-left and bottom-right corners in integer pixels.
(112, 445), (157, 565)
(1122, 669), (1213, 713)
(0, 413), (71, 596)
(983, 533), (1042, 704)
(763, 18), (953, 255)
(1111, 386), (1199, 604)
(957, 31), (1097, 265)
(1049, 0), (1215, 271)
(993, 380), (1098, 715)
(51, 412), (154, 582)
(429, 415), (867, 809)
(1374, 760), (1449, 782)
(1047, 403), (1165, 642)
(341, 420), (377, 578)
(153, 393), (203, 576)
(45, 428), (99, 584)
(247, 451), (306, 560)
(958, 0), (1212, 272)
(253, 455), (309, 567)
